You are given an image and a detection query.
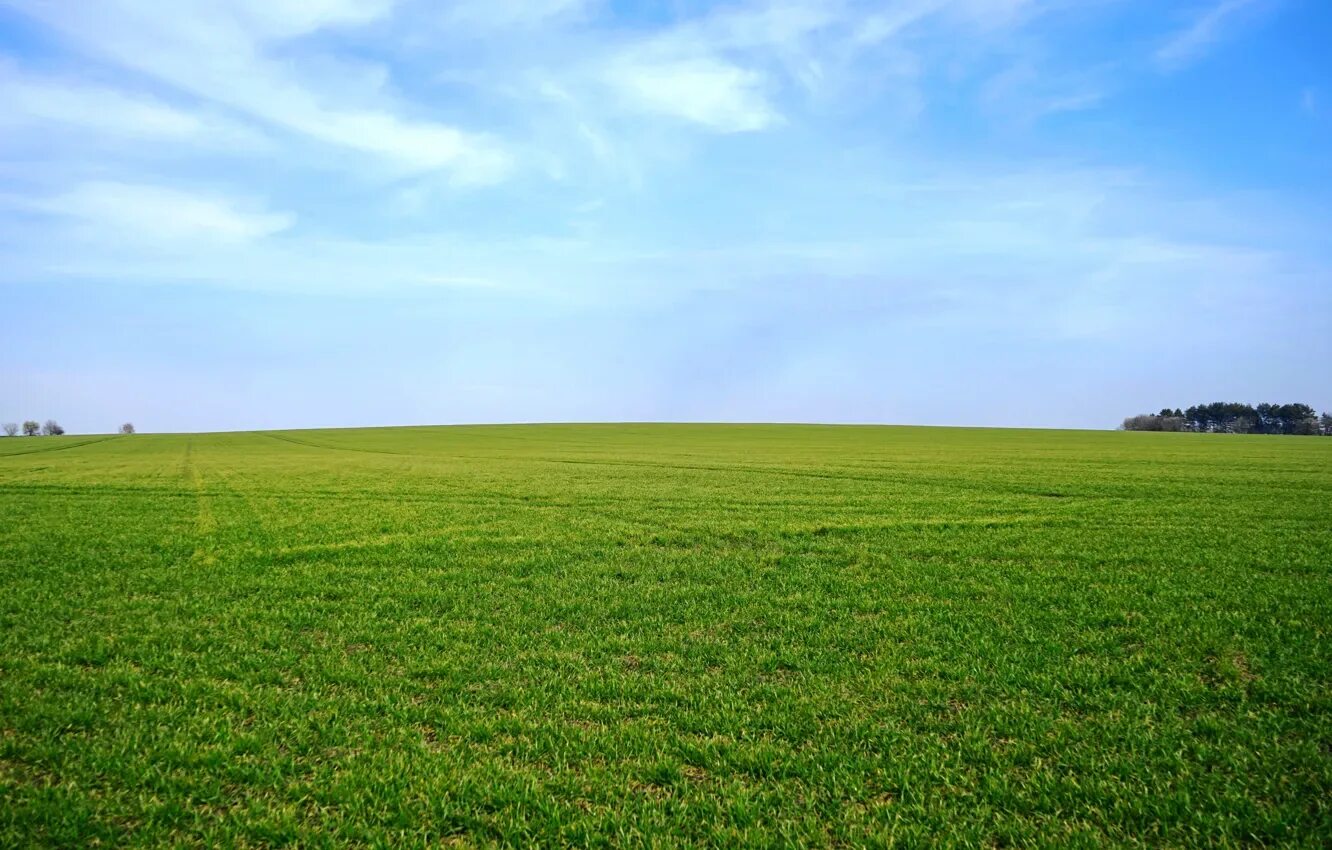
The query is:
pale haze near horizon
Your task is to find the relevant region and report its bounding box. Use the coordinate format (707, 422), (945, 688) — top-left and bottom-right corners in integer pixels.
(1, 0), (1329, 434)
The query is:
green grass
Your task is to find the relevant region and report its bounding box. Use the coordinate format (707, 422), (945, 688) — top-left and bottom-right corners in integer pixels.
(1, 424), (1329, 847)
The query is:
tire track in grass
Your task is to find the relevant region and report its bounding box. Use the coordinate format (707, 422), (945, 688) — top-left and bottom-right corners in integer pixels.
(0, 435), (119, 459)
(202, 437), (432, 564)
(277, 432), (828, 538)
(254, 430), (680, 545)
(530, 455), (909, 483)
(254, 430), (509, 553)
(256, 430), (546, 505)
(257, 431), (410, 456)
(207, 463), (278, 554)
(181, 439), (217, 566)
(525, 455), (1132, 505)
(263, 432), (1054, 543)
(261, 426), (885, 545)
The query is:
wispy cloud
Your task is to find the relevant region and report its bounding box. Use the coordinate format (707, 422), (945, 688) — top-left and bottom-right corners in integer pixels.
(979, 62), (1106, 125)
(606, 56), (781, 133)
(1156, 0), (1263, 71)
(29, 182), (294, 243)
(563, 2), (835, 135)
(440, 0), (595, 30)
(1300, 87), (1319, 117)
(0, 65), (268, 150)
(5, 0), (510, 179)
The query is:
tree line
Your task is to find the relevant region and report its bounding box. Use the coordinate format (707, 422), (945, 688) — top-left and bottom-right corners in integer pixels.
(2, 421), (135, 436)
(2, 420), (64, 436)
(1123, 402), (1332, 435)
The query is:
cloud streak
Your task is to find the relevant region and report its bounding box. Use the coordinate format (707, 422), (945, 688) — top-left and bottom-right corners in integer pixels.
(30, 182), (294, 243)
(0, 65), (269, 150)
(607, 56), (781, 133)
(1156, 0), (1262, 71)
(5, 0), (510, 178)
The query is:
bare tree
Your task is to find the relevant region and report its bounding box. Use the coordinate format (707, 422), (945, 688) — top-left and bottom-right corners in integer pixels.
(22, 420), (40, 436)
(41, 420), (65, 436)
(119, 423), (136, 435)
(2, 422), (16, 437)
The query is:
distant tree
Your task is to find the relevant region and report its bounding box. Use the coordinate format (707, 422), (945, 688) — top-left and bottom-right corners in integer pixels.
(22, 420), (40, 436)
(1131, 402), (1323, 435)
(41, 420), (64, 436)
(1285, 403), (1318, 435)
(1292, 415), (1320, 436)
(119, 423), (135, 435)
(1122, 414), (1183, 432)
(2, 422), (16, 437)
(1255, 403), (1274, 434)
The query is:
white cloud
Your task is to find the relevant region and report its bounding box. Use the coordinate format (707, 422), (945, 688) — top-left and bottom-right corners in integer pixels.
(562, 0), (1048, 138)
(1156, 0), (1261, 71)
(979, 62), (1105, 124)
(32, 182), (294, 243)
(0, 68), (268, 149)
(575, 1), (877, 135)
(229, 0), (395, 38)
(5, 0), (509, 179)
(0, 0), (1311, 310)
(441, 0), (594, 30)
(947, 0), (1039, 28)
(686, 1), (839, 52)
(606, 56), (780, 133)
(856, 0), (1037, 44)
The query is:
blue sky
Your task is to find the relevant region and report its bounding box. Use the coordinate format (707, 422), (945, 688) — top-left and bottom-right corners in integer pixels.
(1, 0), (1329, 433)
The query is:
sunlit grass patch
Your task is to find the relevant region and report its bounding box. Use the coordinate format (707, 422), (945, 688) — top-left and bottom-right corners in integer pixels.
(1, 425), (1329, 846)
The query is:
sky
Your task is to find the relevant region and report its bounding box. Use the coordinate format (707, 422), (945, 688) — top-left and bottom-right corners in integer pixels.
(1, 0), (1329, 433)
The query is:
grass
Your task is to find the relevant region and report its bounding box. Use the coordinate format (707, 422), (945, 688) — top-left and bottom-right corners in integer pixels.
(1, 423), (1329, 847)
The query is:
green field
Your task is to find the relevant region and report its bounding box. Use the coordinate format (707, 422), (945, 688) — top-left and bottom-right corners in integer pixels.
(1, 424), (1329, 847)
